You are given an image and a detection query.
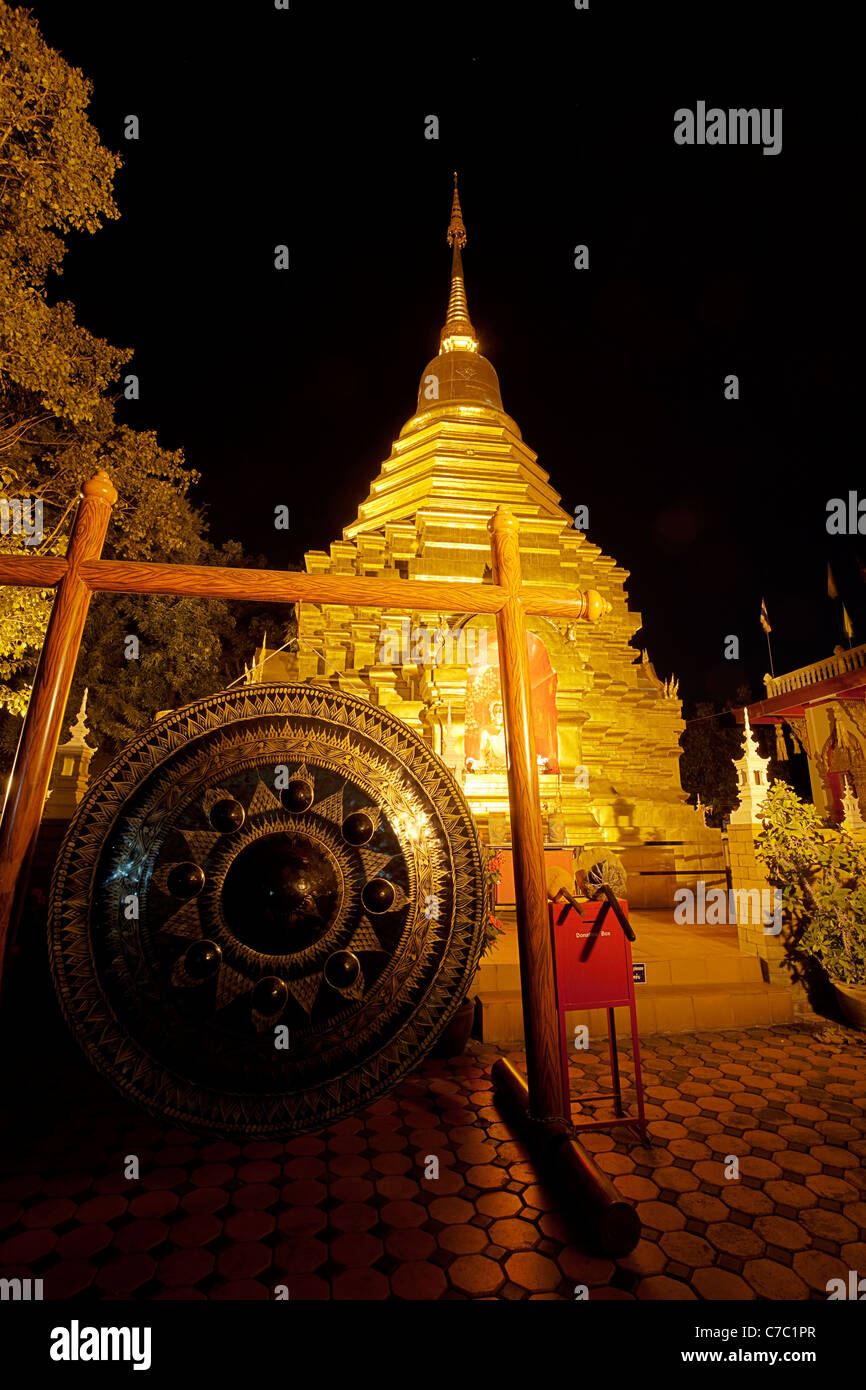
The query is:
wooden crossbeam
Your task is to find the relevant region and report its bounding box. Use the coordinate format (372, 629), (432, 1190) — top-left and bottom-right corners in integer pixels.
(0, 471), (609, 1124)
(0, 557), (605, 623)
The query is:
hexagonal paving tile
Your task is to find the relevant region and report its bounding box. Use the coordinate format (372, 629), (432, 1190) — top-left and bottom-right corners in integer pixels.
(488, 1219), (541, 1251)
(331, 1202), (378, 1233)
(465, 1165), (509, 1191)
(437, 1224), (487, 1254)
(273, 1237), (328, 1274)
(692, 1267), (756, 1300)
(429, 1196), (475, 1225)
(799, 1207), (857, 1243)
(505, 1252), (561, 1292)
(840, 1240), (866, 1268)
(706, 1222), (765, 1258)
(216, 1241), (272, 1281)
(677, 1191), (730, 1223)
(753, 1215), (810, 1252)
(635, 1276), (697, 1299)
(614, 1174), (660, 1201)
(476, 1191), (522, 1218)
(332, 1268), (390, 1300)
(653, 1166), (700, 1194)
(741, 1258), (808, 1299)
(561, 1251), (622, 1278)
(391, 1262), (449, 1299)
(763, 1180), (818, 1211)
(636, 1201), (686, 1232)
(659, 1230), (715, 1267)
(385, 1227), (435, 1261)
(330, 1231), (384, 1267)
(449, 1254), (506, 1295)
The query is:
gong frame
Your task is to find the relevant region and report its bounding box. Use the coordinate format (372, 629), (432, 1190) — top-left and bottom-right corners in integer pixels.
(0, 470), (609, 1126)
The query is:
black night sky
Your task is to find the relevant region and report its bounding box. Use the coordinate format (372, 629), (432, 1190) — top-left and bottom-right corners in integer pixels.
(23, 1), (862, 715)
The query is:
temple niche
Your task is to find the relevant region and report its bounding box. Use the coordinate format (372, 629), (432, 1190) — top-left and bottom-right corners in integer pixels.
(256, 180), (725, 907)
(465, 632), (559, 774)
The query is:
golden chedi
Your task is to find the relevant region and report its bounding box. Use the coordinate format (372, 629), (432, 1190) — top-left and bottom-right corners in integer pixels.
(257, 177), (724, 907)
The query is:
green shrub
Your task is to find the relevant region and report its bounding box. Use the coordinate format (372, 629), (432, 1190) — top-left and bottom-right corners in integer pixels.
(754, 782), (866, 986)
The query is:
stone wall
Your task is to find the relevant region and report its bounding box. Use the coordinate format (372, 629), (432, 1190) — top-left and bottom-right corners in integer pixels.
(726, 823), (788, 986)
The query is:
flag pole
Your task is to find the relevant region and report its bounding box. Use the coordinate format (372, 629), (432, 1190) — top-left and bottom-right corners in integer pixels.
(760, 597), (775, 678)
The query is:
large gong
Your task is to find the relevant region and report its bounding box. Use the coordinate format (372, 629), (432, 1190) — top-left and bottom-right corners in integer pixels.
(48, 684), (487, 1137)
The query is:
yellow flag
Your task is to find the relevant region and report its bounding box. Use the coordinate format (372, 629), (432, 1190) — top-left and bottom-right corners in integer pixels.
(843, 606), (854, 639)
(760, 597), (771, 635)
(828, 564), (839, 599)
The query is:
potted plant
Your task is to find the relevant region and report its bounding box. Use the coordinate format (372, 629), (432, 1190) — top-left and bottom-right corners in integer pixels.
(432, 849), (506, 1056)
(754, 782), (866, 1027)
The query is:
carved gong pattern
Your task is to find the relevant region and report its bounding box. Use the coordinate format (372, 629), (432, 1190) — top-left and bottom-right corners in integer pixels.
(48, 685), (487, 1137)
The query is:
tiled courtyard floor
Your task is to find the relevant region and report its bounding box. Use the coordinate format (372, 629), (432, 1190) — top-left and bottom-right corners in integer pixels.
(1, 1023), (864, 1300)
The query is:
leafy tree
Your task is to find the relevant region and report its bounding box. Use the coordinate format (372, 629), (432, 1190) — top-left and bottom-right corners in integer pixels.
(679, 701), (740, 823)
(1, 0), (124, 719)
(0, 4), (275, 769)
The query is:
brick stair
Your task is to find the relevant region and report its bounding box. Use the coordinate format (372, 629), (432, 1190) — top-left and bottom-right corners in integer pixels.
(477, 907), (794, 1046)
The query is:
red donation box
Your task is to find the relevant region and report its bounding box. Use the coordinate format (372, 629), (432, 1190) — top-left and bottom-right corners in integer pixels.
(550, 892), (647, 1141)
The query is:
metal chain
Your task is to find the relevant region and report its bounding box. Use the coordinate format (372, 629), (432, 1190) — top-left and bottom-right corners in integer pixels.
(526, 1111), (577, 1134)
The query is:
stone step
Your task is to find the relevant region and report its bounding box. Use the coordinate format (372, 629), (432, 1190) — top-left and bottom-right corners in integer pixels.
(477, 980), (794, 1047)
(476, 951), (765, 994)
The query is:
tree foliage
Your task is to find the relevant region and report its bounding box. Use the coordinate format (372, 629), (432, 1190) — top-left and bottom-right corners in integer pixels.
(678, 701), (741, 822)
(0, 4), (274, 766)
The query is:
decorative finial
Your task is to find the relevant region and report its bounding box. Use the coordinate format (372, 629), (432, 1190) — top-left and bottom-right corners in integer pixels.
(842, 775), (866, 833)
(743, 706), (760, 753)
(66, 687), (93, 747)
(84, 471), (118, 504)
(447, 171), (467, 249)
(730, 706), (772, 824)
(439, 172), (477, 353)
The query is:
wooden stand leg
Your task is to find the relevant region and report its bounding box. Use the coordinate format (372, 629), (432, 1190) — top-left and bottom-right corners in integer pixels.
(629, 995), (649, 1142)
(488, 507), (562, 1122)
(492, 1057), (640, 1257)
(0, 473), (117, 992)
(607, 1007), (625, 1117)
(559, 998), (572, 1119)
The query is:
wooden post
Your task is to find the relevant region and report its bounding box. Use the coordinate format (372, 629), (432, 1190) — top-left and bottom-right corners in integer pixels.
(488, 505), (563, 1122)
(0, 472), (117, 981)
(491, 1056), (640, 1255)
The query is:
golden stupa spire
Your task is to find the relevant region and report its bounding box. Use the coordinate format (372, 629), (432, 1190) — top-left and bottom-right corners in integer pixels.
(447, 170), (467, 249)
(441, 171), (477, 353)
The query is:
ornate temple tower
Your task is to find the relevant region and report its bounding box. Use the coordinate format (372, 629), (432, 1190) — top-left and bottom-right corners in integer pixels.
(258, 179), (724, 907)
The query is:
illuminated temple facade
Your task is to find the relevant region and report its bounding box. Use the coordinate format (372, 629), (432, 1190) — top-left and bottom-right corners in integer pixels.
(256, 181), (724, 907)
